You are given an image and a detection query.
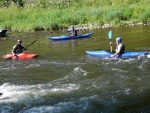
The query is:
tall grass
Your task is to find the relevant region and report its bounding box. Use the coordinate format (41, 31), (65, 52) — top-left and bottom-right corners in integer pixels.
(0, 0), (149, 31)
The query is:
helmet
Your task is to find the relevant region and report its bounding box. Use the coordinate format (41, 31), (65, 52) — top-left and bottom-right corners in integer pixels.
(71, 25), (74, 28)
(18, 39), (22, 43)
(116, 37), (122, 42)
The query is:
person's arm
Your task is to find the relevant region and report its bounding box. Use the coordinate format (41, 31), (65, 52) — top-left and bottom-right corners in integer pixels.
(111, 51), (119, 57)
(110, 42), (117, 45)
(12, 50), (15, 56)
(12, 45), (16, 56)
(111, 45), (121, 57)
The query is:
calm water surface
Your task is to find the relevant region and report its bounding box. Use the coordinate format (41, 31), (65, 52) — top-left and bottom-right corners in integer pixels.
(0, 26), (150, 113)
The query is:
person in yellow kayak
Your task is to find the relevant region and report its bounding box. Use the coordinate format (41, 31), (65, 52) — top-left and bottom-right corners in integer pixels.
(12, 39), (26, 56)
(110, 37), (125, 57)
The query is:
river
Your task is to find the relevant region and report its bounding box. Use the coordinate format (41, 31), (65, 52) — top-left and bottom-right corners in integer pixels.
(0, 25), (150, 113)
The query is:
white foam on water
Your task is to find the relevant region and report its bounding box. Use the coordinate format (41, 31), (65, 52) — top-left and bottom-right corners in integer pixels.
(147, 55), (150, 58)
(138, 59), (148, 69)
(20, 95), (95, 113)
(60, 67), (89, 82)
(0, 82), (80, 105)
(21, 102), (78, 113)
(137, 54), (146, 59)
(25, 64), (40, 68)
(39, 59), (85, 66)
(73, 67), (88, 76)
(0, 64), (17, 71)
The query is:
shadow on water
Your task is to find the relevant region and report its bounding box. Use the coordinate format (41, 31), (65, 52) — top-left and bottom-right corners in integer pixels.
(0, 26), (150, 113)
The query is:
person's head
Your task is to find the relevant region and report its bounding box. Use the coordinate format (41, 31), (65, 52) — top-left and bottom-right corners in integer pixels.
(71, 25), (74, 29)
(116, 37), (122, 44)
(17, 39), (22, 45)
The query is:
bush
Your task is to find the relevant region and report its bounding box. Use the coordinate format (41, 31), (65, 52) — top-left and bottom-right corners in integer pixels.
(121, 8), (133, 20)
(139, 10), (150, 23)
(104, 10), (122, 23)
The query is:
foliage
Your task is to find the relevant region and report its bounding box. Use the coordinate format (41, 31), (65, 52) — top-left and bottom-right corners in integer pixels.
(139, 10), (150, 23)
(0, 0), (149, 31)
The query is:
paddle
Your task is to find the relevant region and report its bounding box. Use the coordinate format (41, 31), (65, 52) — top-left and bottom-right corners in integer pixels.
(108, 30), (112, 52)
(24, 40), (37, 50)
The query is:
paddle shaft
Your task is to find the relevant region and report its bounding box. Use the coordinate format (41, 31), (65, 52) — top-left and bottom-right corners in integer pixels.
(24, 40), (37, 50)
(110, 39), (112, 53)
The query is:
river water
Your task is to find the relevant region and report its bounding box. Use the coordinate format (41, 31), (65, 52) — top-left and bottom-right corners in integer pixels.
(0, 26), (150, 113)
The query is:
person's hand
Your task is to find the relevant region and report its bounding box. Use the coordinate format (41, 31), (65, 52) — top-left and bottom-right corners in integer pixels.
(13, 54), (18, 58)
(110, 42), (112, 45)
(111, 54), (114, 57)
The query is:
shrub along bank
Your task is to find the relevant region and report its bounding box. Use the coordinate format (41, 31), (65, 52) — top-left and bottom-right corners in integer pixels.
(0, 0), (149, 31)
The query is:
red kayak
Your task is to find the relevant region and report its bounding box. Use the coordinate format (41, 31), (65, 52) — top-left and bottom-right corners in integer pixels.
(3, 52), (38, 60)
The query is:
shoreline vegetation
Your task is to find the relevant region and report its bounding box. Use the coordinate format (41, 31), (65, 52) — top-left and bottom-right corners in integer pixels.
(0, 0), (150, 32)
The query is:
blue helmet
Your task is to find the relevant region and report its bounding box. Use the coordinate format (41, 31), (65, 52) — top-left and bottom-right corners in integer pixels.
(116, 37), (122, 42)
(71, 25), (74, 28)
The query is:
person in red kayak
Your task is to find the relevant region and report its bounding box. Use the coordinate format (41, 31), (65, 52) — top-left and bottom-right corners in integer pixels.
(12, 39), (25, 56)
(110, 37), (125, 57)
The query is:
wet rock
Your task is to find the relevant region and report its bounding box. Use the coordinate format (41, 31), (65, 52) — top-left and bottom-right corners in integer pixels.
(0, 28), (8, 37)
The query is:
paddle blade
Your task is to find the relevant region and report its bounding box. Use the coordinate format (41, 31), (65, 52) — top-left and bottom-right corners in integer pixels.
(108, 30), (112, 39)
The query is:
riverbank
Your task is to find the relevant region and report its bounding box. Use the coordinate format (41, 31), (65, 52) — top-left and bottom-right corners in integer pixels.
(0, 0), (149, 32)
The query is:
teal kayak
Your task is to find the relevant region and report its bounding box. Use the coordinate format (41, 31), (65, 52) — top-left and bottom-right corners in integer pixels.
(86, 50), (147, 58)
(47, 32), (93, 41)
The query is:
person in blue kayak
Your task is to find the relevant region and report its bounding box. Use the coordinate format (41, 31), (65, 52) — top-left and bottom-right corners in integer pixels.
(12, 39), (25, 56)
(68, 25), (78, 36)
(110, 37), (125, 57)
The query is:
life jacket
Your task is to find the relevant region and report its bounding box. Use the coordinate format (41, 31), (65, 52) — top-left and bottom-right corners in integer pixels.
(116, 43), (125, 54)
(74, 30), (78, 36)
(72, 29), (78, 36)
(13, 44), (24, 54)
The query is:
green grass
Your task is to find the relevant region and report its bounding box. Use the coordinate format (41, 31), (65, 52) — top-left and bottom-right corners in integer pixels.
(0, 0), (149, 31)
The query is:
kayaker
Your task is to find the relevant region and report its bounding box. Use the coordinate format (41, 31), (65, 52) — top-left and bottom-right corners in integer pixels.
(110, 37), (125, 57)
(68, 26), (78, 36)
(12, 39), (26, 56)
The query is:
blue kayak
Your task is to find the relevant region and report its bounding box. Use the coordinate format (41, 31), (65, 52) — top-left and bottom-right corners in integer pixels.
(86, 50), (147, 58)
(47, 32), (93, 41)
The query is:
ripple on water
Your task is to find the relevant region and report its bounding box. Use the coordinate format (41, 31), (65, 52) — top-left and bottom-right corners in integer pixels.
(21, 95), (96, 113)
(0, 53), (150, 112)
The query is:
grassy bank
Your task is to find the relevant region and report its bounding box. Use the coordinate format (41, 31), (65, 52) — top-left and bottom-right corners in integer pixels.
(0, 0), (150, 31)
